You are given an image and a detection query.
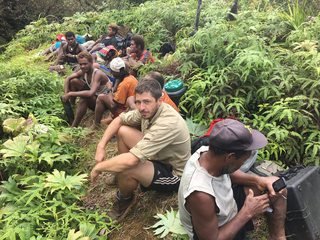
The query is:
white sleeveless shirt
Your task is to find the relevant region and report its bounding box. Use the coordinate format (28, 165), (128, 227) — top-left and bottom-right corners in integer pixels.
(178, 146), (238, 239)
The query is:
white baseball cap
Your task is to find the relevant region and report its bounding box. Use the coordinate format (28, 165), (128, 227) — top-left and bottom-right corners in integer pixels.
(110, 57), (126, 72)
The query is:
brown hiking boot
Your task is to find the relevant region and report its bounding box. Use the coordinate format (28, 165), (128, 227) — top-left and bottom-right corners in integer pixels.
(108, 192), (137, 222)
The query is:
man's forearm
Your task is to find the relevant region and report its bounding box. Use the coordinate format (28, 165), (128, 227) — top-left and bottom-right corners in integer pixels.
(98, 116), (122, 148)
(93, 152), (139, 173)
(68, 90), (95, 98)
(217, 207), (253, 240)
(230, 170), (259, 187)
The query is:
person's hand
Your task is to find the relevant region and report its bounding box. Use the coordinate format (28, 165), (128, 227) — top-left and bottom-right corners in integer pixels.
(106, 81), (112, 89)
(243, 189), (270, 217)
(61, 93), (70, 102)
(66, 53), (75, 58)
(256, 176), (279, 196)
(90, 167), (100, 183)
(95, 144), (106, 163)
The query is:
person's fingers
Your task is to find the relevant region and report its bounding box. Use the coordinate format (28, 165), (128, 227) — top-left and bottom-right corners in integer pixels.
(256, 192), (269, 200)
(248, 188), (254, 197)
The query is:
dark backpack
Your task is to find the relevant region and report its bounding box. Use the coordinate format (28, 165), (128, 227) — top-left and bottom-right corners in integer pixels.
(115, 33), (132, 52)
(115, 25), (133, 55)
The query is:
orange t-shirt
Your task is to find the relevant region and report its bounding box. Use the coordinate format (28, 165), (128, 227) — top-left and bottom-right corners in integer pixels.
(113, 75), (138, 105)
(162, 91), (179, 112)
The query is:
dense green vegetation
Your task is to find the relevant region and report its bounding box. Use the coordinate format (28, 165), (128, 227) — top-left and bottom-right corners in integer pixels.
(0, 0), (320, 238)
(0, 0), (149, 46)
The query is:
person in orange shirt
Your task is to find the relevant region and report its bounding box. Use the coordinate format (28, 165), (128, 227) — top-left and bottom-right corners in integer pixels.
(94, 57), (138, 127)
(143, 71), (179, 112)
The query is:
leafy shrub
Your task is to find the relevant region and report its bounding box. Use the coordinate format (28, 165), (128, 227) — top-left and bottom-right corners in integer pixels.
(0, 172), (111, 239)
(1, 0), (320, 239)
(0, 64), (63, 126)
(175, 0), (320, 166)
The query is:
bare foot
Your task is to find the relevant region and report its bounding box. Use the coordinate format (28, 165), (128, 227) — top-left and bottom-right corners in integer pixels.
(101, 115), (114, 126)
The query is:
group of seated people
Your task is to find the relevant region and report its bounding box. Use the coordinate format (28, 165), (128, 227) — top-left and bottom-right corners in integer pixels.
(47, 25), (288, 239)
(47, 24), (154, 73)
(49, 25), (156, 127)
(89, 78), (287, 239)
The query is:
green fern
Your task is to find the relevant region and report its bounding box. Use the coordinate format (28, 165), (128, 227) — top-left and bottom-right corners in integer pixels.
(148, 208), (187, 238)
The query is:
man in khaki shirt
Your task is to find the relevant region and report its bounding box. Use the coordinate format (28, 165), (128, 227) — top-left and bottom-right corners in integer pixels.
(91, 79), (190, 221)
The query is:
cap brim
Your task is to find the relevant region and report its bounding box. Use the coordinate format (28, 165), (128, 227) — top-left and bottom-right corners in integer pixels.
(245, 129), (268, 150)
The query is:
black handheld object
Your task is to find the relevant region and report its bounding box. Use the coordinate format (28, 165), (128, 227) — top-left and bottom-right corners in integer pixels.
(272, 177), (286, 192)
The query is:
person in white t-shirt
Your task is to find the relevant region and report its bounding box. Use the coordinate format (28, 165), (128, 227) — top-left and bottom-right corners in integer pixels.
(178, 119), (287, 240)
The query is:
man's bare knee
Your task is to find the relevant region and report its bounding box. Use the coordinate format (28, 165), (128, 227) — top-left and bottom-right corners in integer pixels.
(117, 125), (143, 140)
(118, 125), (131, 137)
(118, 161), (154, 187)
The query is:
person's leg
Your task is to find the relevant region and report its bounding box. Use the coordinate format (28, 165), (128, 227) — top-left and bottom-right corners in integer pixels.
(111, 160), (179, 220)
(87, 95), (97, 111)
(94, 93), (114, 125)
(266, 189), (287, 240)
(72, 98), (89, 127)
(108, 160), (154, 221)
(243, 186), (287, 240)
(116, 125), (143, 153)
(66, 78), (86, 104)
(65, 78), (86, 94)
(118, 160), (180, 198)
(117, 160), (154, 197)
(125, 96), (136, 110)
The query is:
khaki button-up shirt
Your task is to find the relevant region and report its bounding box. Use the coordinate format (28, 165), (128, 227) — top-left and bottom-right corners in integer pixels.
(120, 103), (191, 176)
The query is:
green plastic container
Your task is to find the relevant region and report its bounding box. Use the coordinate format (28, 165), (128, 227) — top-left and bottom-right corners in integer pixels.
(164, 79), (186, 106)
(164, 79), (184, 92)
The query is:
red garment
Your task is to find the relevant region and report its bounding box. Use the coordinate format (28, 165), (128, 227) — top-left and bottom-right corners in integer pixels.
(131, 49), (155, 64)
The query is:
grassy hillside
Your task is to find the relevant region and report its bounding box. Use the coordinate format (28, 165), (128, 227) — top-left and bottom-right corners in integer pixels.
(0, 0), (319, 239)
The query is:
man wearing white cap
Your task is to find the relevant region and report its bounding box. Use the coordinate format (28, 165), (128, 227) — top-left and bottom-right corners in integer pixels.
(178, 119), (287, 240)
(94, 57), (138, 127)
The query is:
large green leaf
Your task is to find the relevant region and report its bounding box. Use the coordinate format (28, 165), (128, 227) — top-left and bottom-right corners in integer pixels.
(2, 117), (26, 135)
(0, 135), (30, 158)
(185, 118), (207, 139)
(148, 208), (187, 238)
(44, 170), (87, 194)
(67, 229), (89, 240)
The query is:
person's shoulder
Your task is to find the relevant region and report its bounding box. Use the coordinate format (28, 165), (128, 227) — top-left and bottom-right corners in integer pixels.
(72, 69), (84, 77)
(94, 68), (104, 76)
(189, 190), (215, 202)
(161, 103), (181, 116)
(125, 75), (138, 83)
(94, 69), (106, 79)
(61, 43), (68, 50)
(78, 44), (86, 51)
(120, 109), (141, 123)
